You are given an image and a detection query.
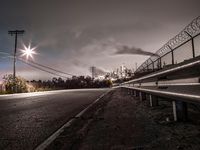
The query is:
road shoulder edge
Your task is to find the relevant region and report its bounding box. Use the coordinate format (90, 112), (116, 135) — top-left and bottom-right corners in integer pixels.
(34, 89), (112, 150)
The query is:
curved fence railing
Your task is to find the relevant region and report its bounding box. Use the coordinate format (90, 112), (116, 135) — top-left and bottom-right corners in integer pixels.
(135, 16), (200, 74)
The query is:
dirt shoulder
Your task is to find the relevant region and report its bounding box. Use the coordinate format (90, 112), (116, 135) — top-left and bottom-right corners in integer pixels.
(47, 89), (200, 150)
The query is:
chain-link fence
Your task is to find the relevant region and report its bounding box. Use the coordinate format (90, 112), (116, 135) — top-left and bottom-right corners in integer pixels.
(135, 16), (200, 74)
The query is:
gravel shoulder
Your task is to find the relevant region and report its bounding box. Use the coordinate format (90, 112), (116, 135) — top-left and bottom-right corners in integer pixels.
(47, 88), (200, 150)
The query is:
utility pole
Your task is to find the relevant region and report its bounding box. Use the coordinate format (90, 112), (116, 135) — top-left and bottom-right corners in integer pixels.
(8, 30), (25, 92)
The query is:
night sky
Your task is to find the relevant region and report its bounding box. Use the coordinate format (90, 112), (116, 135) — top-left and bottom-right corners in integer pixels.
(0, 0), (199, 80)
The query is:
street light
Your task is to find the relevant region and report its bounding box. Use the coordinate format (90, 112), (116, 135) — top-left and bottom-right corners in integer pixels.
(20, 43), (37, 60)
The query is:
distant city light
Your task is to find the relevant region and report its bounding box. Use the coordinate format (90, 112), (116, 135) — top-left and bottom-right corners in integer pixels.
(20, 43), (37, 60)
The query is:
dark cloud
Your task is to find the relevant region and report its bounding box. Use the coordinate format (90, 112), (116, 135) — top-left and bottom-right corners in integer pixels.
(114, 45), (158, 56)
(0, 0), (199, 80)
(72, 59), (88, 67)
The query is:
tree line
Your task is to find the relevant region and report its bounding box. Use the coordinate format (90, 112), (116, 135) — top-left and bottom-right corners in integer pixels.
(29, 76), (112, 90)
(2, 74), (112, 93)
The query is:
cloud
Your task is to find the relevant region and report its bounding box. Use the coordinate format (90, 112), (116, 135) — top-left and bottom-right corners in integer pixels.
(74, 30), (82, 39)
(72, 59), (88, 67)
(89, 39), (158, 57)
(114, 45), (158, 56)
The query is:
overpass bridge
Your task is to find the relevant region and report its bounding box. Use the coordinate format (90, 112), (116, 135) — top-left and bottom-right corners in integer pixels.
(119, 16), (200, 122)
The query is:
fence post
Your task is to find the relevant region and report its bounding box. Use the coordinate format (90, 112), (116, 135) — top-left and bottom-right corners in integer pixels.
(185, 31), (195, 58)
(168, 45), (174, 65)
(149, 58), (154, 71)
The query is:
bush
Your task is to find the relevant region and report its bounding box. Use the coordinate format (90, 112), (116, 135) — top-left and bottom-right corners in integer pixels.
(3, 74), (28, 93)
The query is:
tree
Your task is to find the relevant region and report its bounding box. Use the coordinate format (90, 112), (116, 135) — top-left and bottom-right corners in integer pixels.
(3, 74), (28, 93)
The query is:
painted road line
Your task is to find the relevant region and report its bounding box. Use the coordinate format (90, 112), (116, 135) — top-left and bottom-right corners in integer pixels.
(35, 89), (111, 150)
(75, 90), (110, 118)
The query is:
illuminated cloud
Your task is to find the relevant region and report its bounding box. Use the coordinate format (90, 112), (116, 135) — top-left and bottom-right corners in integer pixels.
(0, 0), (199, 80)
(114, 45), (158, 56)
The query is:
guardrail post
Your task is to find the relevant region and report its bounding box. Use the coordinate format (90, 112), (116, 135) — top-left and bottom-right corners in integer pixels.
(127, 89), (130, 95)
(135, 90), (139, 97)
(139, 92), (146, 101)
(131, 89), (134, 95)
(134, 90), (137, 96)
(129, 89), (132, 95)
(139, 92), (142, 100)
(132, 90), (135, 96)
(134, 90), (136, 96)
(149, 94), (158, 107)
(172, 101), (188, 121)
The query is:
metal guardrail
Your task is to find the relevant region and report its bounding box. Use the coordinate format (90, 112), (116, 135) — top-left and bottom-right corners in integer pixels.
(123, 56), (200, 84)
(121, 86), (200, 104)
(118, 16), (200, 122)
(119, 58), (200, 121)
(120, 56), (200, 105)
(135, 16), (200, 75)
(120, 85), (198, 121)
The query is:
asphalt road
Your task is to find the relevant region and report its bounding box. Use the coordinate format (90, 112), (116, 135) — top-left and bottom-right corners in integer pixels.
(0, 88), (108, 150)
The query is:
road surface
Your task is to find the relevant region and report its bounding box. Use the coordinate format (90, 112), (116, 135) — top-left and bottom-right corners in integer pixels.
(0, 88), (108, 150)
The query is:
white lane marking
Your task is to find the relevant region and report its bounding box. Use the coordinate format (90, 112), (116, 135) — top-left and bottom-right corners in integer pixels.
(35, 118), (76, 150)
(34, 89), (111, 150)
(75, 91), (109, 118)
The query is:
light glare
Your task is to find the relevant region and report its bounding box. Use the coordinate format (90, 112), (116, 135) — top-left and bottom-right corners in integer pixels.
(20, 44), (36, 60)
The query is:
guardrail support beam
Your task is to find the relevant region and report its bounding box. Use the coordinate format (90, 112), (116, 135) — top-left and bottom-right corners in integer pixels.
(172, 101), (188, 122)
(149, 94), (158, 107)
